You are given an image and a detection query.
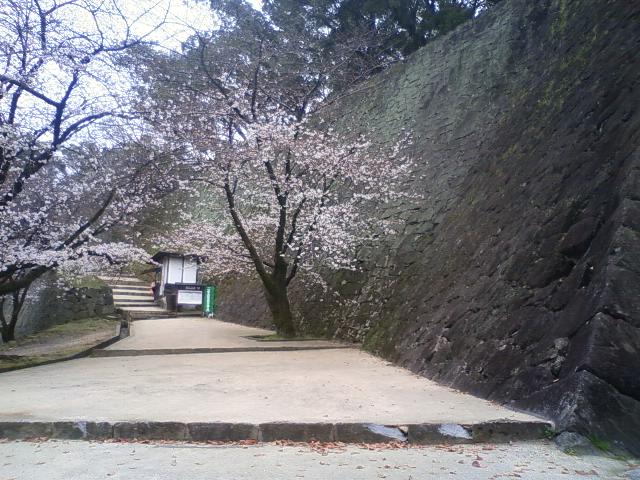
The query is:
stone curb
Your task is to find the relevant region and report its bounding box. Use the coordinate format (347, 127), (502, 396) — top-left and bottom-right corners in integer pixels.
(91, 346), (354, 357)
(116, 310), (177, 323)
(0, 420), (553, 444)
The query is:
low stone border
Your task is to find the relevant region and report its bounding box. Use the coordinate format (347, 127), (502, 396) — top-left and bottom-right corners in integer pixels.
(242, 335), (327, 342)
(92, 345), (354, 357)
(0, 420), (553, 444)
(117, 309), (177, 322)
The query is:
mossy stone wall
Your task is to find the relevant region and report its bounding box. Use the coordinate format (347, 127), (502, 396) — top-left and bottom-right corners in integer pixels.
(218, 0), (640, 454)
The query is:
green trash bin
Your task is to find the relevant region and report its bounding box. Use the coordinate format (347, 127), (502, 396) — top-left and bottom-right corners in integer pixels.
(202, 285), (216, 316)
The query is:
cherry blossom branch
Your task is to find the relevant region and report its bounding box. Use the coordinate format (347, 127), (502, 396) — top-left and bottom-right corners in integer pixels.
(0, 266), (47, 296)
(223, 181), (271, 286)
(286, 176), (334, 286)
(0, 74), (60, 108)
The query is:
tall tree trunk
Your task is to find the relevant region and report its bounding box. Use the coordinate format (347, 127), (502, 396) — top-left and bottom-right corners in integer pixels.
(264, 281), (296, 338)
(0, 297), (9, 343)
(0, 285), (29, 343)
(1, 318), (17, 343)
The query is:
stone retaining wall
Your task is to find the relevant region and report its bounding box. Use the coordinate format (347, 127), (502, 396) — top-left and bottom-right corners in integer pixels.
(9, 273), (115, 339)
(218, 0), (640, 454)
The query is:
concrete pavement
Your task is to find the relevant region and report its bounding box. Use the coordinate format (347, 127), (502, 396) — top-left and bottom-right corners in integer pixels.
(0, 348), (539, 425)
(0, 317), (550, 443)
(0, 440), (634, 479)
(105, 317), (341, 350)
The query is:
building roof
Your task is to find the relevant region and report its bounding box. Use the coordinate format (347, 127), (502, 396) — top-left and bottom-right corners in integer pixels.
(151, 251), (202, 262)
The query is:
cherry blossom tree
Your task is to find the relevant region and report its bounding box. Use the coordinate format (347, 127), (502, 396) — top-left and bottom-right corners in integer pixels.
(0, 134), (179, 341)
(160, 122), (410, 336)
(0, 0), (173, 341)
(136, 3), (414, 336)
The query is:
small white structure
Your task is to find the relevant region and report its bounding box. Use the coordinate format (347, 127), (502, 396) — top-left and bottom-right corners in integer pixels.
(152, 251), (200, 299)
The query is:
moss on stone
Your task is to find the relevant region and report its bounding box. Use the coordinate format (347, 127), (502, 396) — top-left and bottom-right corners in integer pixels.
(66, 275), (108, 289)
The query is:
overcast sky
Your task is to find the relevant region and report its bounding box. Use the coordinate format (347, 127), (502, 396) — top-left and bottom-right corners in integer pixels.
(128, 0), (263, 51)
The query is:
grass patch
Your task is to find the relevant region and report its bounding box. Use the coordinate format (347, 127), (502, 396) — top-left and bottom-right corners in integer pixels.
(586, 434), (631, 461)
(33, 317), (117, 337)
(0, 317), (120, 372)
(0, 347), (84, 371)
(588, 435), (611, 453)
(0, 318), (118, 350)
(542, 426), (555, 440)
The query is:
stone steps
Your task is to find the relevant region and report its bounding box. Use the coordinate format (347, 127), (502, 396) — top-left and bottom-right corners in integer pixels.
(111, 284), (149, 290)
(113, 296), (156, 306)
(111, 285), (150, 291)
(114, 298), (156, 303)
(113, 291), (154, 298)
(115, 302), (158, 307)
(99, 275), (145, 282)
(101, 274), (203, 321)
(100, 275), (170, 320)
(119, 306), (166, 312)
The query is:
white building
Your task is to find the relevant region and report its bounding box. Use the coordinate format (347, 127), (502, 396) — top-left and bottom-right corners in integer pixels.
(151, 251), (202, 310)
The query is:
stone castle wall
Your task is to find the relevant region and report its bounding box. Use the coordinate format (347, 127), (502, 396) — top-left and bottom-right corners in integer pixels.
(5, 273), (115, 340)
(217, 0), (640, 454)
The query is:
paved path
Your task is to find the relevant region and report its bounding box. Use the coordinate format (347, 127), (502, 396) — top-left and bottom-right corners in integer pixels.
(0, 317), (547, 444)
(106, 317), (341, 350)
(0, 440), (634, 479)
(0, 348), (538, 424)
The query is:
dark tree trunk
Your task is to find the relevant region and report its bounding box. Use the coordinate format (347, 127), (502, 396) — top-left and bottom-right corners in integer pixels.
(0, 285), (29, 343)
(264, 281), (296, 338)
(1, 320), (16, 343)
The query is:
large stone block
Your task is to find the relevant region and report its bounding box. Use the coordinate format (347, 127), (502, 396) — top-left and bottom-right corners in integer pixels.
(188, 423), (257, 442)
(561, 313), (640, 401)
(0, 422), (54, 439)
(113, 422), (188, 441)
(259, 423), (335, 442)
